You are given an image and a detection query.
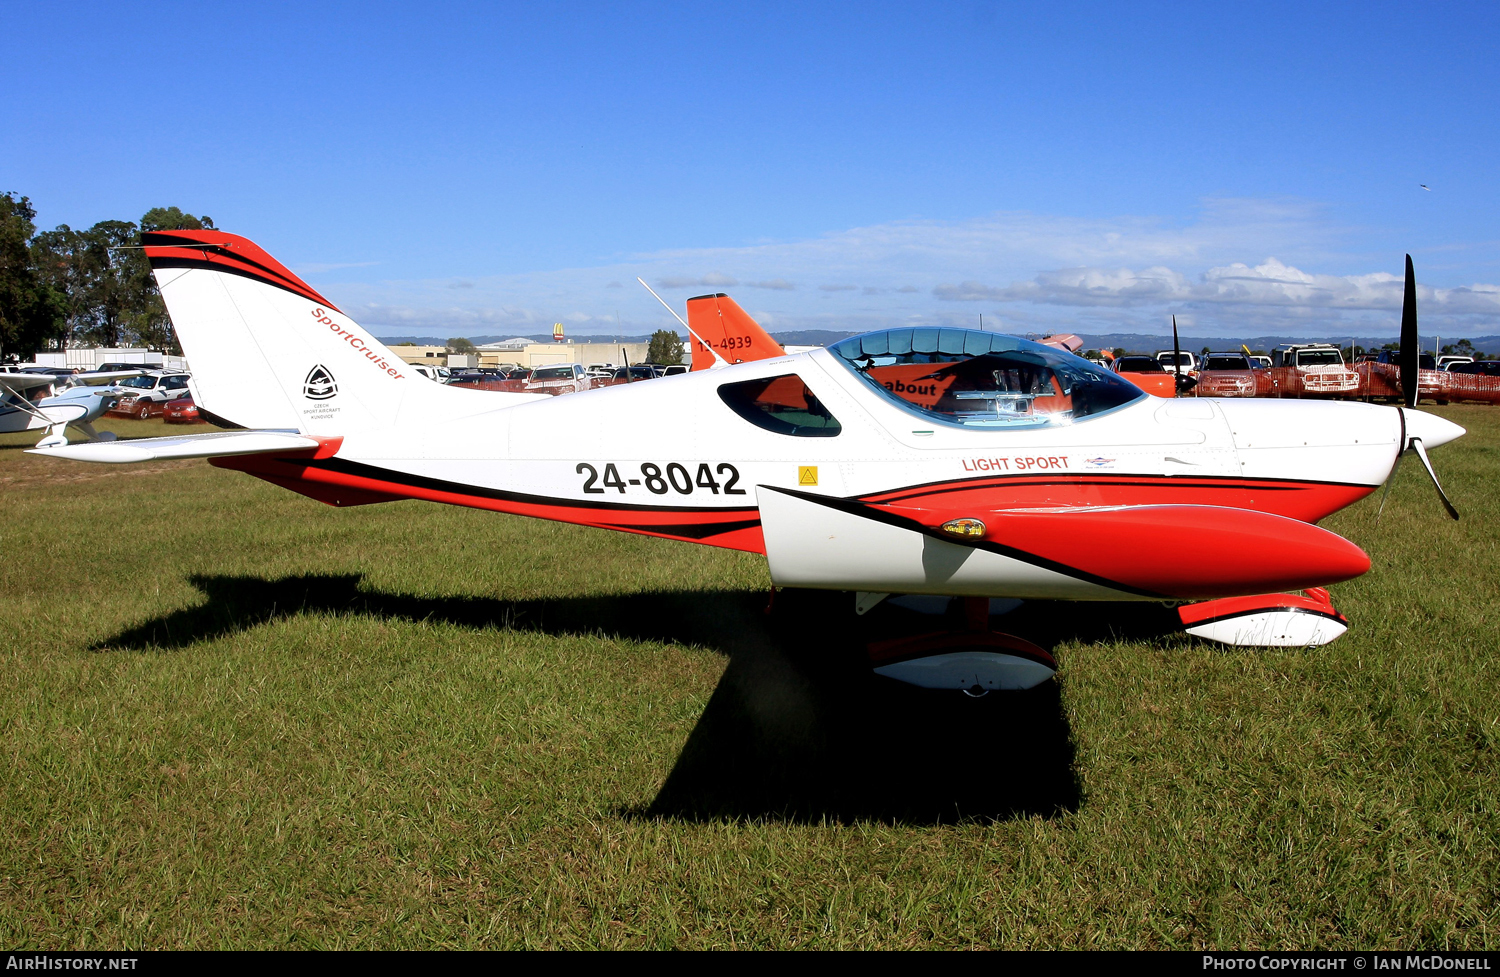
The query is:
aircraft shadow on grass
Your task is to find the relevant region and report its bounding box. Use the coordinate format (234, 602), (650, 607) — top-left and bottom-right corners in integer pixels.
(96, 573), (1183, 825)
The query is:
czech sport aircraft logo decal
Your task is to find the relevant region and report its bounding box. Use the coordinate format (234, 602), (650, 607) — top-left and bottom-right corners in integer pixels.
(304, 365), (338, 400)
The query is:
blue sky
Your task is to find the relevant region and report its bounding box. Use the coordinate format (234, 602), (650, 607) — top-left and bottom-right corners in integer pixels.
(4, 1), (1497, 338)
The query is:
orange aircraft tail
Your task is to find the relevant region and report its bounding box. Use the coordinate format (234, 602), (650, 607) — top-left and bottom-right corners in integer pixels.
(685, 293), (785, 370)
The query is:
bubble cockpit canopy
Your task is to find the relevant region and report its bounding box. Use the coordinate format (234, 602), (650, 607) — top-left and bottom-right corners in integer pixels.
(829, 327), (1144, 429)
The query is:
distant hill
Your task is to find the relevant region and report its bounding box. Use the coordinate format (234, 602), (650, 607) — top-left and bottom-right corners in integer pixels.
(372, 330), (1500, 355)
(773, 331), (1500, 355)
(373, 333), (656, 346)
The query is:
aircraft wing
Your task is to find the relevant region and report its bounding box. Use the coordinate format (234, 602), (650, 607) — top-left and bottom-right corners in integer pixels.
(72, 370), (145, 385)
(26, 430), (326, 464)
(0, 374), (60, 395)
(757, 486), (1370, 601)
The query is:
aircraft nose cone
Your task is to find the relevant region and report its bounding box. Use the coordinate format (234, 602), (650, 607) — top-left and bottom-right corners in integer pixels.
(1402, 408), (1466, 450)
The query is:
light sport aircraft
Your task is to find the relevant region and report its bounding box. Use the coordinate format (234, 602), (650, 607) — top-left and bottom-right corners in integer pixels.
(0, 370), (140, 447)
(30, 232), (1465, 695)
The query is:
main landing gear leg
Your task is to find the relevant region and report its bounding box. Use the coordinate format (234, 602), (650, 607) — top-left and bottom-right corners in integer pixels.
(866, 596), (1057, 695)
(1178, 588), (1349, 647)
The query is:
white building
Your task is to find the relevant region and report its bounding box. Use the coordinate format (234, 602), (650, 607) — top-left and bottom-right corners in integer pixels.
(33, 347), (190, 372)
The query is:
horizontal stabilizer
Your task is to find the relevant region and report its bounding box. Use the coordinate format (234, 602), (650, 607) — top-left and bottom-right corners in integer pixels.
(26, 430), (328, 464)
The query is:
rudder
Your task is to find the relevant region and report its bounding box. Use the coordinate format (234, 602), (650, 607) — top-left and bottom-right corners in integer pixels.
(685, 292), (785, 371)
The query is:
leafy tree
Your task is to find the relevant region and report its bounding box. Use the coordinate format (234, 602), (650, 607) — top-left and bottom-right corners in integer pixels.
(646, 329), (683, 365)
(0, 193), (64, 360)
(447, 337), (476, 354)
(31, 225), (92, 351)
(140, 207), (213, 233)
(72, 220), (138, 349)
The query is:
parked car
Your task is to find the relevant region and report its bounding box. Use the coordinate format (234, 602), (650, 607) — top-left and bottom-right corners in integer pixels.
(1153, 350), (1198, 374)
(1110, 356), (1179, 396)
(1193, 351), (1263, 398)
(523, 364), (592, 395)
(1447, 360), (1500, 376)
(661, 364), (689, 377)
(411, 365), (452, 383)
(161, 395), (205, 424)
(1368, 348), (1443, 401)
(1267, 344), (1360, 397)
(1438, 359), (1500, 404)
(1438, 355), (1475, 371)
(611, 365), (660, 381)
(108, 371), (192, 417)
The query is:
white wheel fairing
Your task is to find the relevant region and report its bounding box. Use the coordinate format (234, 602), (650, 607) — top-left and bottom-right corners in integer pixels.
(1184, 608), (1348, 647)
(874, 651), (1056, 691)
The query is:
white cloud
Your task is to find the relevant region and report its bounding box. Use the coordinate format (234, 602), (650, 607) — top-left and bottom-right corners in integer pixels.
(657, 272), (738, 288)
(310, 199), (1500, 339)
(936, 257), (1500, 317)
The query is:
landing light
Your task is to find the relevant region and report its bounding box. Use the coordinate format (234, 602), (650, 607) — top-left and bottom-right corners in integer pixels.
(940, 518), (986, 540)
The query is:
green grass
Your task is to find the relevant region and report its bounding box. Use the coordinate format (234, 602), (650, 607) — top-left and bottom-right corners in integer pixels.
(0, 408), (1496, 949)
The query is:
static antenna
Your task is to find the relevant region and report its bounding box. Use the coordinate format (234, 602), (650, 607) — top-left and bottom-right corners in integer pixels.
(635, 277), (726, 368)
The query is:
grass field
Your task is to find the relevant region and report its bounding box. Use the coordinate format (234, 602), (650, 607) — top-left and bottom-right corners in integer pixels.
(1, 408), (1496, 949)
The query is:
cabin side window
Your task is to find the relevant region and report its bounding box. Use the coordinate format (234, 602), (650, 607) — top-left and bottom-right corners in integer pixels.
(717, 375), (842, 438)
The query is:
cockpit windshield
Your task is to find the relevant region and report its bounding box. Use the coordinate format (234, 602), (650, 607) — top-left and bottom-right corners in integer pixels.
(829, 328), (1144, 429)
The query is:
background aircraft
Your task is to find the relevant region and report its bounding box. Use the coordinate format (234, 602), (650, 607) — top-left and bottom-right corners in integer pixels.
(30, 231), (1464, 696)
(0, 370), (139, 447)
(684, 292), (786, 370)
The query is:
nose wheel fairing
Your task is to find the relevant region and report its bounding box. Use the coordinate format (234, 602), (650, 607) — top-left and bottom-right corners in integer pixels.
(869, 629), (1059, 692)
(1177, 589), (1348, 647)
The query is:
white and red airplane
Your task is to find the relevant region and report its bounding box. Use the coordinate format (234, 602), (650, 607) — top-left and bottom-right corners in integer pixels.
(30, 232), (1464, 695)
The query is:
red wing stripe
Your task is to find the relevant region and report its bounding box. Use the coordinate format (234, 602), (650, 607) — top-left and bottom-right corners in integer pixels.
(763, 485), (1165, 598)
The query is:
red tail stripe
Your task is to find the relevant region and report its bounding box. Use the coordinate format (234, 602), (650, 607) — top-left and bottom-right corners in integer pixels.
(141, 230), (339, 311)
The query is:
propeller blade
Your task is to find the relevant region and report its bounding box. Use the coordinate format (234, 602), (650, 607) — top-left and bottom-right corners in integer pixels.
(1401, 254), (1419, 408)
(1408, 437), (1460, 520)
(1172, 314), (1182, 398)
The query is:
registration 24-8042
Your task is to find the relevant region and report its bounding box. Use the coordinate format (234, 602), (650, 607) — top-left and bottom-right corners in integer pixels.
(576, 462), (745, 496)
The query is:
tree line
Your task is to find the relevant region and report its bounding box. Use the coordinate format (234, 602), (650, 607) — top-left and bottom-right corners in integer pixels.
(0, 193), (214, 361)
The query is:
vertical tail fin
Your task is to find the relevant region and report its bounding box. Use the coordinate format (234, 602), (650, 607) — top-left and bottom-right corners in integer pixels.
(143, 230), (532, 433)
(684, 293), (785, 371)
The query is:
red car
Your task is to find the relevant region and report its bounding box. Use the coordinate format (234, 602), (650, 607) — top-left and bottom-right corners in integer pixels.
(109, 397), (168, 419)
(1193, 352), (1265, 398)
(161, 395), (205, 424)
